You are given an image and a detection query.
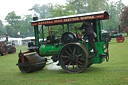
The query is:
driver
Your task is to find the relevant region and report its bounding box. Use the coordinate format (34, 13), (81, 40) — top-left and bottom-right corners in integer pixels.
(46, 31), (56, 44)
(75, 21), (97, 55)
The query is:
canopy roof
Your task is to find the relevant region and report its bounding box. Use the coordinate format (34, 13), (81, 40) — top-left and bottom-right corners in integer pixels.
(31, 11), (109, 26)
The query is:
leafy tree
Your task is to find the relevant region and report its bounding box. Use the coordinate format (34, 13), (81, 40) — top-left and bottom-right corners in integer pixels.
(50, 4), (75, 17)
(103, 2), (120, 31)
(85, 0), (107, 12)
(29, 3), (52, 19)
(120, 6), (128, 35)
(0, 20), (7, 35)
(103, 0), (125, 31)
(19, 15), (34, 37)
(66, 0), (108, 14)
(5, 11), (21, 26)
(66, 0), (86, 14)
(5, 11), (21, 37)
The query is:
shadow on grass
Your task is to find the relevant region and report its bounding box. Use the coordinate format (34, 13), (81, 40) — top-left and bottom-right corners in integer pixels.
(83, 66), (105, 73)
(16, 65), (107, 76)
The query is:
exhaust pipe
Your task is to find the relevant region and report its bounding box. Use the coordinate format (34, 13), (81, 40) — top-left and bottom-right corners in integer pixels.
(17, 53), (46, 73)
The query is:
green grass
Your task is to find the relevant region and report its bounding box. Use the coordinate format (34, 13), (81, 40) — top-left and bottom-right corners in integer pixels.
(0, 37), (128, 85)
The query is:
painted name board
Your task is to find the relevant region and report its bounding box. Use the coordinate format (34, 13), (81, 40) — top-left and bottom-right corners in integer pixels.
(31, 14), (105, 26)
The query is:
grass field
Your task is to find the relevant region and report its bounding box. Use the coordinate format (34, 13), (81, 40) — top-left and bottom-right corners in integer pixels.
(0, 36), (128, 85)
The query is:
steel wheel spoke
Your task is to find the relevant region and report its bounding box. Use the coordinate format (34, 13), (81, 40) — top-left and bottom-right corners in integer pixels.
(73, 47), (76, 54)
(72, 62), (74, 70)
(77, 53), (84, 57)
(77, 61), (83, 65)
(64, 60), (69, 64)
(66, 51), (70, 56)
(68, 47), (72, 53)
(78, 65), (84, 68)
(67, 62), (72, 68)
(76, 62), (79, 69)
(80, 58), (86, 61)
(62, 55), (69, 58)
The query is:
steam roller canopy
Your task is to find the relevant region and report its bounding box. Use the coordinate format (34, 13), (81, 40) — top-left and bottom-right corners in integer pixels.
(17, 53), (46, 73)
(61, 32), (77, 44)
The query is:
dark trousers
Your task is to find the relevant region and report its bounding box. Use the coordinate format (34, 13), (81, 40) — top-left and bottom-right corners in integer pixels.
(88, 34), (96, 52)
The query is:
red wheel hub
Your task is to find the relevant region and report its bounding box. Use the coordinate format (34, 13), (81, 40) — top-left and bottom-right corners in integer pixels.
(116, 36), (125, 43)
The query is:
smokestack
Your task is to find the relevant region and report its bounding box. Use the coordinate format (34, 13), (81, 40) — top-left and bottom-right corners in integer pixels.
(5, 34), (8, 42)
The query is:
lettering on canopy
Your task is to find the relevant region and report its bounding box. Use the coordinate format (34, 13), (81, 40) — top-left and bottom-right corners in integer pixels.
(31, 14), (104, 26)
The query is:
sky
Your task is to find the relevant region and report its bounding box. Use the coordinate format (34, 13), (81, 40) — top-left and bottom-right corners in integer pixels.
(0, 0), (66, 23)
(0, 0), (128, 24)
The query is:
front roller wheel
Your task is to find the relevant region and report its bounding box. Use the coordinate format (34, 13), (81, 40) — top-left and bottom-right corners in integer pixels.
(59, 43), (89, 73)
(17, 53), (46, 73)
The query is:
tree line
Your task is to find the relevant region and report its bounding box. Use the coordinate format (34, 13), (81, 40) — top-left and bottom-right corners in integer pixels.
(0, 0), (127, 37)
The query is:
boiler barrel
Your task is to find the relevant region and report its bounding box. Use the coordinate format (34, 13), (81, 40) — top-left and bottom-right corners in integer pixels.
(17, 53), (46, 73)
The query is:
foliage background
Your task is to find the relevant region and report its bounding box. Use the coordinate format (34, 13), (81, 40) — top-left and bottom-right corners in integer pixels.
(0, 0), (127, 37)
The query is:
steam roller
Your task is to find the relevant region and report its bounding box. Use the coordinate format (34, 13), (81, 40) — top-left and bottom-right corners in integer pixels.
(17, 51), (47, 73)
(17, 11), (110, 73)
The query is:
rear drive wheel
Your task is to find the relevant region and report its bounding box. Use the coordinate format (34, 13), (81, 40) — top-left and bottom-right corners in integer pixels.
(59, 43), (89, 73)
